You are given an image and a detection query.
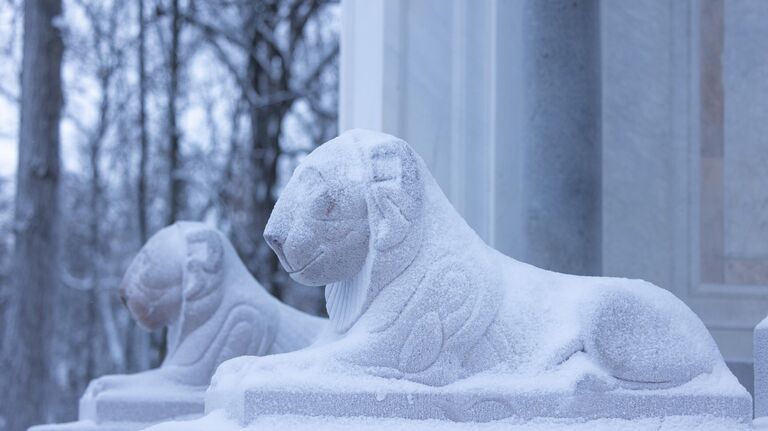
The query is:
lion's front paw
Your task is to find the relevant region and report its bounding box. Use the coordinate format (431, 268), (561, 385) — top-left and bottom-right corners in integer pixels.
(210, 356), (270, 390)
(211, 350), (341, 392)
(84, 374), (130, 398)
(215, 356), (254, 376)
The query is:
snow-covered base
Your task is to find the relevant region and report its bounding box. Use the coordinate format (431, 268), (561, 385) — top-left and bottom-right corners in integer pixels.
(78, 389), (203, 423)
(29, 420), (152, 431)
(145, 410), (751, 431)
(215, 389), (750, 424)
(206, 360), (751, 424)
(28, 389), (204, 431)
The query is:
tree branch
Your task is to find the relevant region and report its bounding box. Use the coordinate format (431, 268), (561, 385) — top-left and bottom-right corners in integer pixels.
(182, 11), (284, 84)
(288, 0), (321, 55)
(298, 43), (338, 90)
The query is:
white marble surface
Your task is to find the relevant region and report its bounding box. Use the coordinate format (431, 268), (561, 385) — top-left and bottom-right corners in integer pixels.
(340, 0), (524, 258)
(723, 0), (768, 281)
(341, 0), (768, 368)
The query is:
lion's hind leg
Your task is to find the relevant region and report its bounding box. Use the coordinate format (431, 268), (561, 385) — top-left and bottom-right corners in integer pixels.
(583, 285), (719, 389)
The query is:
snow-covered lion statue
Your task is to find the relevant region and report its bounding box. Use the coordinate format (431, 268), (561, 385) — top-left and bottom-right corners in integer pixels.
(85, 222), (325, 397)
(212, 129), (725, 393)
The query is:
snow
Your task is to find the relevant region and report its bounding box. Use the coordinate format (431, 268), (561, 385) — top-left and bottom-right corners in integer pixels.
(145, 409), (751, 431)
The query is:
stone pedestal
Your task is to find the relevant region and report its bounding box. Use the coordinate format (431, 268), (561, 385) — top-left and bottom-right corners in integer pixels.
(207, 366), (752, 425)
(217, 389), (752, 425)
(755, 315), (768, 417)
(29, 389), (204, 431)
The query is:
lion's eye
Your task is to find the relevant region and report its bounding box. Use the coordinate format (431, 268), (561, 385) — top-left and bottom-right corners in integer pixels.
(325, 200), (337, 216)
(312, 193), (339, 220)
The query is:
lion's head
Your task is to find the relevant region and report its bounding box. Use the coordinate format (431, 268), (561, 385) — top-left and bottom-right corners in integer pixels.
(264, 129), (424, 331)
(119, 222), (224, 332)
(119, 227), (184, 330)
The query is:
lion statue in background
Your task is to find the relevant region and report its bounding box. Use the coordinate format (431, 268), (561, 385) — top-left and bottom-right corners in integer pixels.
(84, 221), (325, 398)
(212, 129), (727, 393)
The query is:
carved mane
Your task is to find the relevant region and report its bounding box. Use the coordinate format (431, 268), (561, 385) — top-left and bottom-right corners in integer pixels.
(324, 132), (426, 334)
(165, 224), (225, 356)
(158, 223), (281, 381)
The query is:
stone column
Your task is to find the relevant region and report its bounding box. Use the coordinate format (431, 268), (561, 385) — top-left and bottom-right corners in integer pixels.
(521, 0), (602, 276)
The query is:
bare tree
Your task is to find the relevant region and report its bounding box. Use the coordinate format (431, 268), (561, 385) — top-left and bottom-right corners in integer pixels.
(185, 0), (339, 298)
(137, 0), (149, 243)
(1, 0), (64, 429)
(0, 0), (339, 424)
(81, 0), (130, 377)
(167, 0), (184, 224)
(129, 0), (153, 374)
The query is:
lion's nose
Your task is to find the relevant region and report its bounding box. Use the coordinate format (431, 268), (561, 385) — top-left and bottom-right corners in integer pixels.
(264, 221), (294, 271)
(264, 230), (284, 249)
(263, 214), (288, 251)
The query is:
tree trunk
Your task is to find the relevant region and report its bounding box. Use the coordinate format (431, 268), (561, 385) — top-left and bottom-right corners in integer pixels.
(247, 108), (284, 296)
(90, 71), (126, 375)
(167, 0), (183, 225)
(137, 0), (149, 243)
(127, 0), (153, 373)
(154, 0), (185, 366)
(2, 0), (64, 428)
(238, 15), (290, 298)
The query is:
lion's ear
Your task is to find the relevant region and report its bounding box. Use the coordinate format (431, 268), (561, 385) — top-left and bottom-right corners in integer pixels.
(366, 140), (423, 251)
(183, 228), (224, 301)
